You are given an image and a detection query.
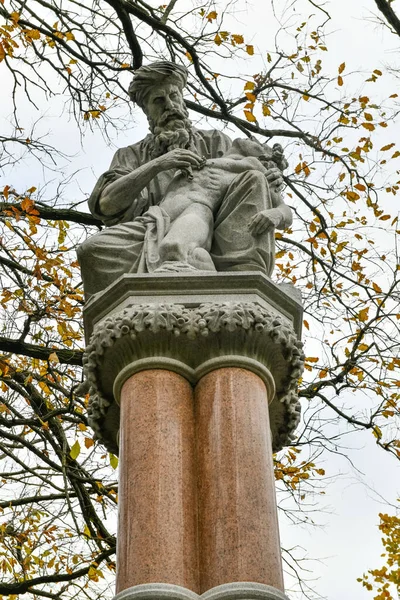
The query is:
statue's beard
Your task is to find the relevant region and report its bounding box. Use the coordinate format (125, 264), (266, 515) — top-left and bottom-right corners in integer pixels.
(148, 110), (193, 158)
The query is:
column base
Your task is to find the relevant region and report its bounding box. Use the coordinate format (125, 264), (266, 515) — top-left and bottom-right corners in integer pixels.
(114, 583), (290, 600)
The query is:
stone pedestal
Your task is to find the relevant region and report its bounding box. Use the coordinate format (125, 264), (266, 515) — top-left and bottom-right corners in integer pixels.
(83, 272), (304, 600)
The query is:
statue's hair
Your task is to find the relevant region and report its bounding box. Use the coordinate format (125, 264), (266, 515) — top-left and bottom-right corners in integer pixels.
(128, 61), (188, 108)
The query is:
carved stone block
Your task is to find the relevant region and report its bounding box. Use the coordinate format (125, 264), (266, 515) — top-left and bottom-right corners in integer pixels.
(82, 272), (304, 454)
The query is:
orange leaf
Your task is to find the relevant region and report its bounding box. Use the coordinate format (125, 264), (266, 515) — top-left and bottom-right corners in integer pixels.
(362, 122), (375, 131)
(358, 307), (369, 322)
(244, 110), (256, 123)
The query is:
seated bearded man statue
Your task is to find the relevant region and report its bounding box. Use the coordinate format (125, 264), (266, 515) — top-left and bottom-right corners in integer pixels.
(77, 61), (292, 299)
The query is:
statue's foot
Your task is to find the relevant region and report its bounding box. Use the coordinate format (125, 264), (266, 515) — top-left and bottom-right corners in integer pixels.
(154, 249), (216, 274)
(187, 248), (216, 271)
(154, 260), (199, 273)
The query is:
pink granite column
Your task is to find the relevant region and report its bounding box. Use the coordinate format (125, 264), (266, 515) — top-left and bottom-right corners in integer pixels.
(195, 367), (284, 593)
(116, 370), (199, 594)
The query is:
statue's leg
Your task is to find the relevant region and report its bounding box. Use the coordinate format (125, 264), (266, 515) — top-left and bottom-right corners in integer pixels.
(211, 170), (275, 275)
(157, 203), (216, 271)
(77, 220), (146, 298)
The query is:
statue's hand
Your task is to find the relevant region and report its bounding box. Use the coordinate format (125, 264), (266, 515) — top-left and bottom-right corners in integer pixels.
(264, 167), (283, 189)
(155, 148), (206, 172)
(248, 208), (283, 236)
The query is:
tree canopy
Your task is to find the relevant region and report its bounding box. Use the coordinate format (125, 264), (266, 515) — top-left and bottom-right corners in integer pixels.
(0, 1), (399, 599)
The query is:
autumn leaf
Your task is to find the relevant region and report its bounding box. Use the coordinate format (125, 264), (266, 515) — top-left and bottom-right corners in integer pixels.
(246, 44), (254, 55)
(362, 122), (375, 131)
(244, 110), (256, 122)
(262, 103), (271, 116)
(206, 10), (217, 22)
(358, 307), (369, 322)
(232, 34), (244, 45)
(70, 440), (81, 460)
(109, 453), (119, 469)
(48, 351), (59, 363)
(338, 62), (345, 74)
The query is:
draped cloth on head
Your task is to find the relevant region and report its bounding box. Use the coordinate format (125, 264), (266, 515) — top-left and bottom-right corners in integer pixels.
(128, 62), (188, 108)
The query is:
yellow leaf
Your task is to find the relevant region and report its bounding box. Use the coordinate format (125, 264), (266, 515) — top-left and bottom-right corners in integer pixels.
(362, 122), (375, 131)
(84, 437), (94, 449)
(262, 103), (271, 116)
(83, 524), (91, 537)
(65, 31), (75, 41)
(232, 34), (244, 45)
(345, 191), (360, 202)
(303, 319), (309, 330)
(244, 81), (255, 90)
(109, 453), (119, 469)
(206, 10), (217, 22)
(358, 343), (369, 351)
(372, 282), (382, 293)
(70, 440), (80, 460)
(48, 352), (59, 364)
(246, 45), (254, 55)
(319, 369), (328, 379)
(336, 241), (348, 253)
(381, 143), (395, 152)
(244, 110), (256, 123)
(358, 307), (369, 322)
(245, 92), (256, 102)
(337, 75), (343, 87)
(338, 62), (345, 74)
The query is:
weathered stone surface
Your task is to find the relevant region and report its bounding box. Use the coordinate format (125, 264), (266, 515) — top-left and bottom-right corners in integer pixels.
(77, 61), (293, 298)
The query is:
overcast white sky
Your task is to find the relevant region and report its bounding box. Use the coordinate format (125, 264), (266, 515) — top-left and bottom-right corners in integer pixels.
(1, 1), (400, 599)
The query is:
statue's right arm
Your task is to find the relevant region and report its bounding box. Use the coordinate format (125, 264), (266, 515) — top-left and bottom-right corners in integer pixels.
(99, 148), (206, 217)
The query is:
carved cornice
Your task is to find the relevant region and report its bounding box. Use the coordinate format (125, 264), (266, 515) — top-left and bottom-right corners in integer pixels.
(83, 301), (304, 454)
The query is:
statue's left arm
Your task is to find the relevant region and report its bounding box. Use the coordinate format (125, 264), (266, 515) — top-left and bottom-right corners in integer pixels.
(248, 167), (293, 236)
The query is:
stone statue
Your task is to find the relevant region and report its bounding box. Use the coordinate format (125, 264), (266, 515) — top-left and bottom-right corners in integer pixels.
(77, 61), (293, 298)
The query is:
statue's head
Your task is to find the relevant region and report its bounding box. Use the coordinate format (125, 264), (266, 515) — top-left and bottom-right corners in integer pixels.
(129, 62), (188, 124)
(128, 61), (192, 156)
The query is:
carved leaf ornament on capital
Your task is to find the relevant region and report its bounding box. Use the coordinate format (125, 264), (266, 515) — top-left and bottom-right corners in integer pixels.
(83, 301), (305, 454)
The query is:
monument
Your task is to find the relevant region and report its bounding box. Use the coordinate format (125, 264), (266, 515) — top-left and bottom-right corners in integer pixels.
(80, 61), (304, 600)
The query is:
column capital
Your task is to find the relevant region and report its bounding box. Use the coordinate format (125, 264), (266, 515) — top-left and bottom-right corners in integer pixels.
(83, 273), (304, 455)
